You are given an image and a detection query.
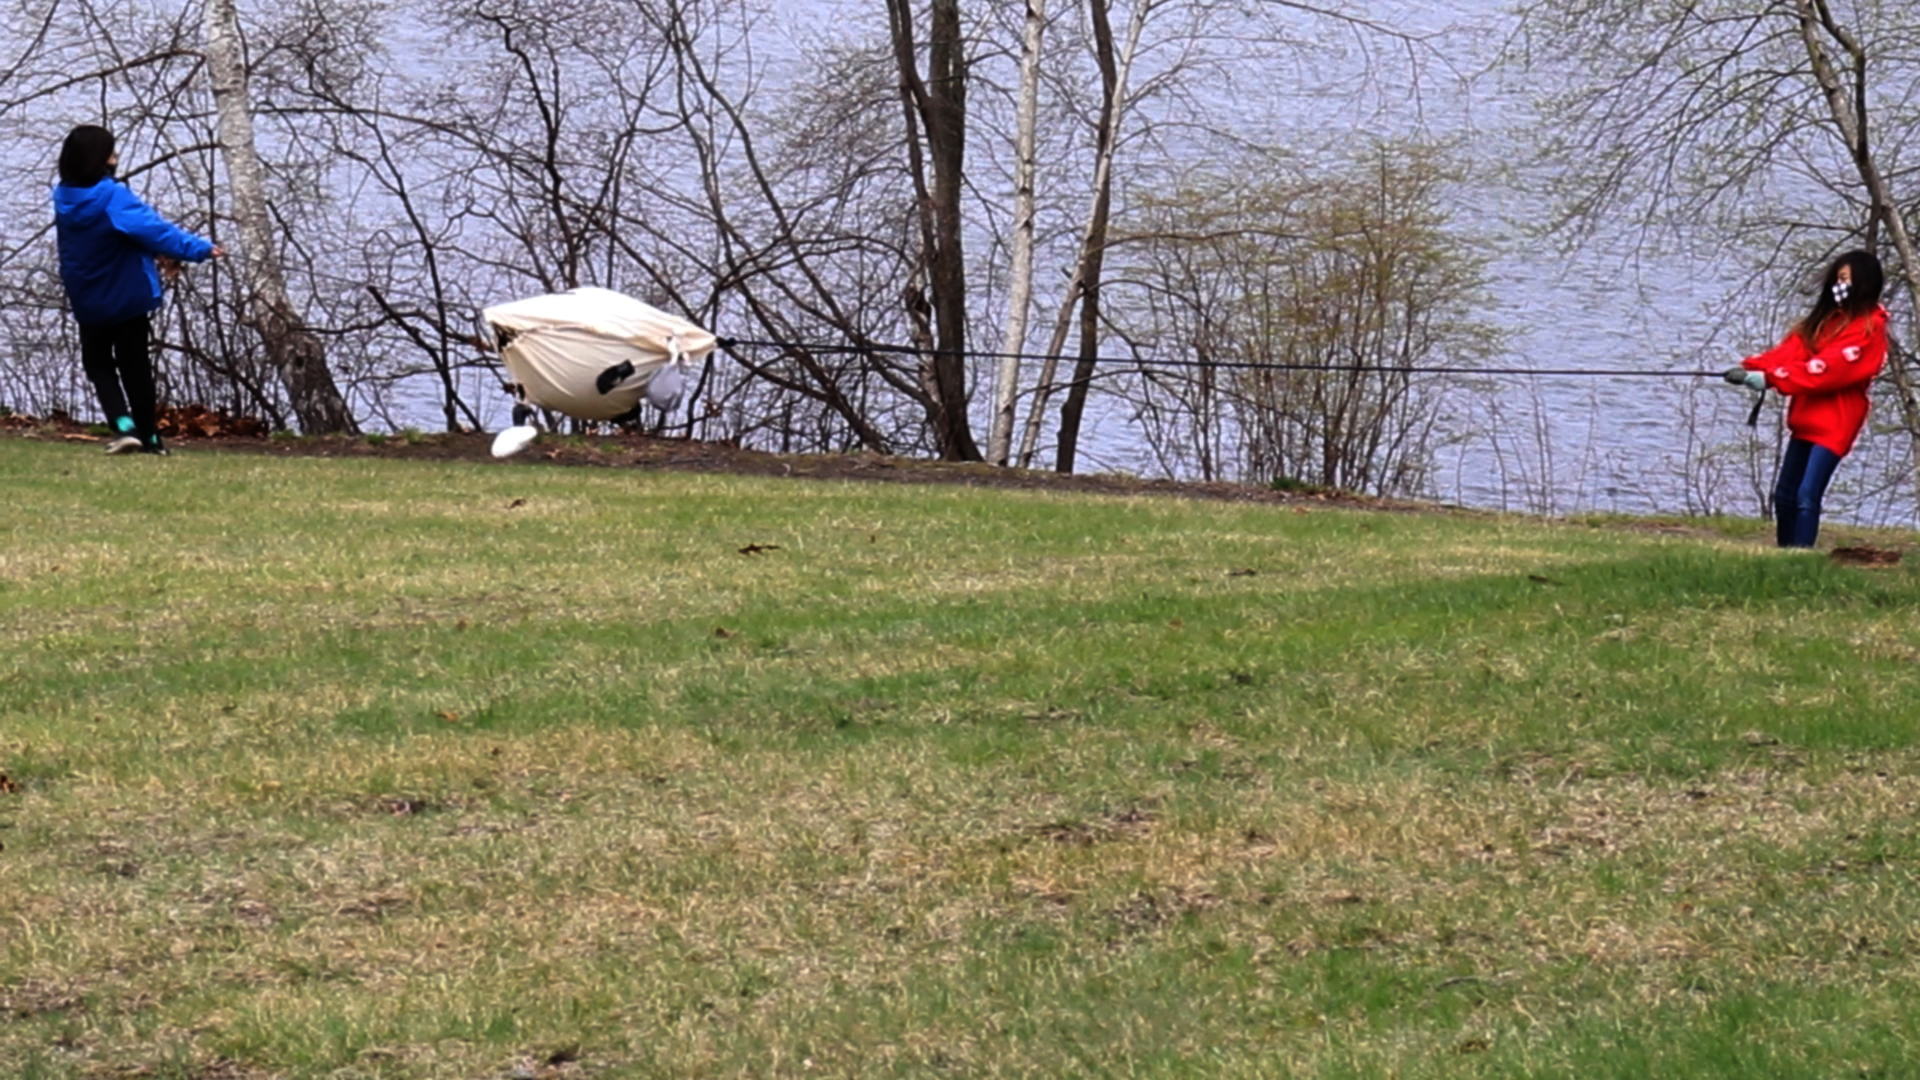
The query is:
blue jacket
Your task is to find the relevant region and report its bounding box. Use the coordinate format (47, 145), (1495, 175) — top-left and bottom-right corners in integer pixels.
(53, 179), (215, 326)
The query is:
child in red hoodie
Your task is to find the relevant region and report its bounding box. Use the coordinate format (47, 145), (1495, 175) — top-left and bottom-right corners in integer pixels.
(1726, 250), (1888, 548)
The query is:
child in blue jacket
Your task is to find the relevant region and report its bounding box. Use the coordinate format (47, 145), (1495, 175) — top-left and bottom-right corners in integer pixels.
(52, 125), (222, 455)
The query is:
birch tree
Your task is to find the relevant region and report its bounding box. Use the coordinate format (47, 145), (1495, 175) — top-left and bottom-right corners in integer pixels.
(987, 0), (1047, 466)
(204, 0), (357, 434)
(1015, 0), (1148, 470)
(1007, 0), (1428, 473)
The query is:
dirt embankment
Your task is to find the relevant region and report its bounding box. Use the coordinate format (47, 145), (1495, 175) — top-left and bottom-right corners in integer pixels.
(4, 405), (1910, 564)
(2, 405), (1413, 513)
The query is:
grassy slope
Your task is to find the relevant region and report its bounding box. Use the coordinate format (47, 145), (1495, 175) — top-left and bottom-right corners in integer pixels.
(2, 437), (1918, 1078)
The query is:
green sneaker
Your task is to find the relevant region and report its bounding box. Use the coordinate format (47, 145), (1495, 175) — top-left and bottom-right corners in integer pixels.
(140, 435), (170, 457)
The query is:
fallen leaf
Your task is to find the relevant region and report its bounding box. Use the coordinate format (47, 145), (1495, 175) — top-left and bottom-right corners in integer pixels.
(738, 543), (781, 555)
(152, 403), (270, 440)
(714, 627), (736, 638)
(438, 710), (460, 723)
(0, 773), (17, 794)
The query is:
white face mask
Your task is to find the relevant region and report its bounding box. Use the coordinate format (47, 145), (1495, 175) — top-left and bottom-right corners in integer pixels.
(1832, 280), (1851, 304)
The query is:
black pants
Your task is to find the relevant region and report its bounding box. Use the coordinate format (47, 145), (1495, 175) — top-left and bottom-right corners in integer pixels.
(78, 315), (156, 440)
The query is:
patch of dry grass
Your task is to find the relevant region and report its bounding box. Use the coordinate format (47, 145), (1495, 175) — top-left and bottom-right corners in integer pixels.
(4, 437), (1920, 1077)
(15, 722), (1920, 1076)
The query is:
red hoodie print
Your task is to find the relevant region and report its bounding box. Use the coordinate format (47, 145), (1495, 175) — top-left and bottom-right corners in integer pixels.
(1743, 306), (1888, 457)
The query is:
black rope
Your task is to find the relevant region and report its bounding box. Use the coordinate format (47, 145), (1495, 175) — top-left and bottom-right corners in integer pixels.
(257, 270), (1728, 382)
(150, 266), (1781, 435)
(713, 335), (1724, 380)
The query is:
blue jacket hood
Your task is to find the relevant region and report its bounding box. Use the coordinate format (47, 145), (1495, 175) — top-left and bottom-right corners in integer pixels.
(52, 180), (115, 228)
(54, 179), (214, 326)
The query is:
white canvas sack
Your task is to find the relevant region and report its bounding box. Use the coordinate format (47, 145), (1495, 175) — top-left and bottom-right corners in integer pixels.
(483, 287), (718, 421)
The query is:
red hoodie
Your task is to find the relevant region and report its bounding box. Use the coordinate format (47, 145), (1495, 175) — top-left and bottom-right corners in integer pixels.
(1742, 306), (1888, 457)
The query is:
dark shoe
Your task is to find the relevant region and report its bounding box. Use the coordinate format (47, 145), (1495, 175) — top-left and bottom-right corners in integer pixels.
(140, 436), (170, 457)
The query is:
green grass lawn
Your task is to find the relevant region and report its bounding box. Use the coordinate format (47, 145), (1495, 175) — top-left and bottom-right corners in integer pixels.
(3, 434), (1918, 1078)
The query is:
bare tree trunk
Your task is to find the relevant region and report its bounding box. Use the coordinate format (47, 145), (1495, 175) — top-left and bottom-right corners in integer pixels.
(887, 0), (982, 461)
(1799, 0), (1920, 476)
(204, 0), (356, 435)
(989, 0), (1047, 467)
(1054, 0), (1119, 475)
(1016, 0), (1148, 469)
(1054, 283), (1105, 471)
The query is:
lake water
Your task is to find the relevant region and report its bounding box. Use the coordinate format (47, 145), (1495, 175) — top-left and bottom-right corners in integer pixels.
(385, 0), (1915, 527)
(1022, 0), (1913, 527)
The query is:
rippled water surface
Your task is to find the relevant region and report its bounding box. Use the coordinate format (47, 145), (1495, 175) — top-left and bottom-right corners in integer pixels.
(388, 0), (1913, 526)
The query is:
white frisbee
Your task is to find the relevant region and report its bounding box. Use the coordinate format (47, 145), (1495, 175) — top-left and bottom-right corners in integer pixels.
(490, 425), (540, 459)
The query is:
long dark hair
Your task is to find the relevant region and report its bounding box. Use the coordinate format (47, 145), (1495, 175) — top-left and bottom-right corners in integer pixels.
(57, 124), (115, 187)
(1795, 248), (1884, 346)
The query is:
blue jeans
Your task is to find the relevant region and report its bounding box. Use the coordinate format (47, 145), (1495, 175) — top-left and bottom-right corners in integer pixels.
(1773, 438), (1842, 548)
